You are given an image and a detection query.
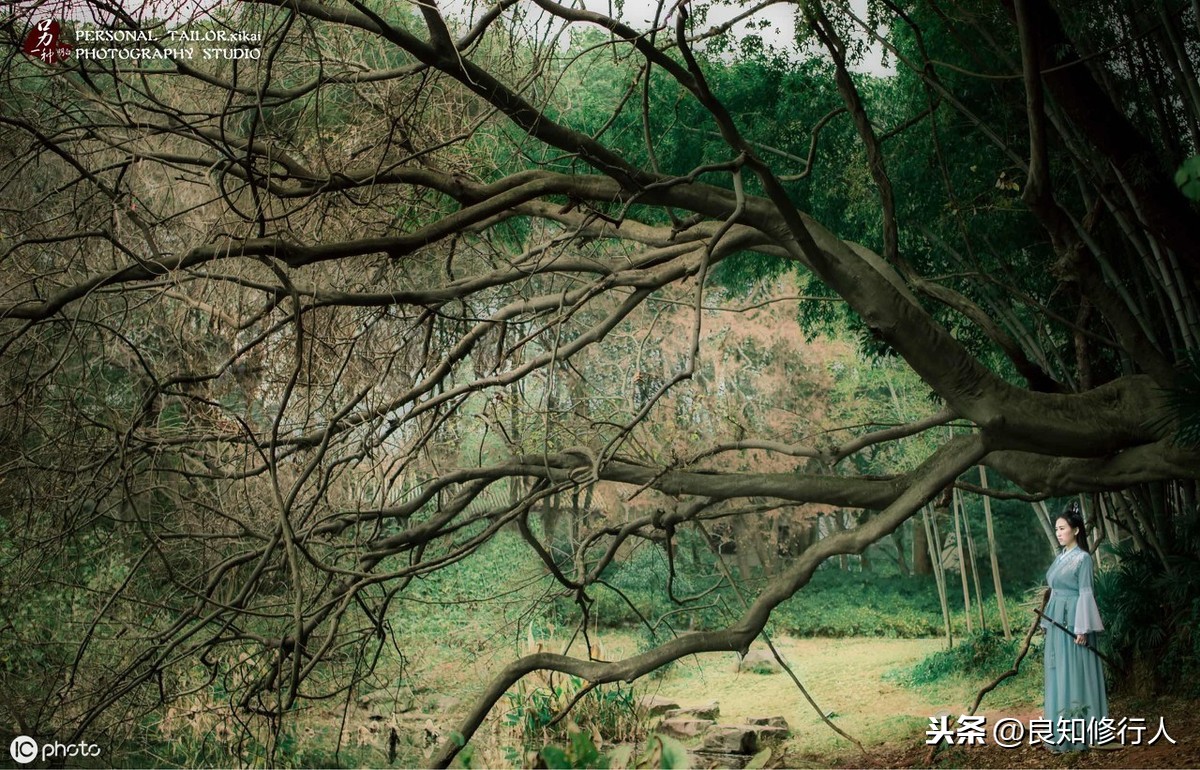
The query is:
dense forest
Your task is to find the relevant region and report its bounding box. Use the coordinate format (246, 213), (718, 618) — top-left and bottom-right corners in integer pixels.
(1, 0), (1198, 766)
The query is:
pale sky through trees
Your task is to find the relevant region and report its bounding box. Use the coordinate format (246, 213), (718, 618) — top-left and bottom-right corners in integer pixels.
(8, 0), (889, 74)
(456, 0), (892, 74)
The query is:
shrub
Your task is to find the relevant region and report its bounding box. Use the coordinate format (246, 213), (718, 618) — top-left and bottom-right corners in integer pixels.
(582, 539), (723, 631)
(772, 568), (946, 637)
(503, 675), (644, 758)
(891, 630), (1022, 687)
(1095, 534), (1200, 697)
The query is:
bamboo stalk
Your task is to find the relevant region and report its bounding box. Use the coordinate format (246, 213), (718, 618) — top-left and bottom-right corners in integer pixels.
(956, 488), (985, 630)
(924, 505), (953, 649)
(1117, 491), (1170, 569)
(1033, 501), (1058, 555)
(952, 488), (973, 634)
(1112, 167), (1199, 350)
(979, 467), (1012, 639)
(1154, 0), (1200, 146)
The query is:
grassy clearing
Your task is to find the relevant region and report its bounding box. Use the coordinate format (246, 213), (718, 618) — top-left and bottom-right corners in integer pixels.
(122, 613), (1041, 767)
(376, 631), (1041, 767)
(119, 527), (1045, 767)
(645, 636), (1041, 763)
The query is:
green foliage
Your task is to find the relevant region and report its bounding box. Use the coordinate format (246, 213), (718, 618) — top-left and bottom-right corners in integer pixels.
(632, 625), (676, 681)
(636, 735), (690, 770)
(538, 729), (606, 769)
(709, 250), (791, 296)
(0, 513), (153, 739)
(773, 568), (944, 637)
(403, 531), (548, 638)
(1175, 156), (1200, 201)
(557, 505), (1045, 641)
(1150, 350), (1200, 448)
(890, 630), (1022, 687)
(583, 539), (720, 631)
(123, 714), (357, 769)
(537, 731), (690, 770)
(1095, 533), (1200, 696)
(504, 676), (643, 757)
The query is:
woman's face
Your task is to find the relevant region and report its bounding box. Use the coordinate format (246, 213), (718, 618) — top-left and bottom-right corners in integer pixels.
(1055, 517), (1078, 548)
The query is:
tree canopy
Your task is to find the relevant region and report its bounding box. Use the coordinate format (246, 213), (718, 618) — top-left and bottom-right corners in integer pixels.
(1, 0), (1198, 764)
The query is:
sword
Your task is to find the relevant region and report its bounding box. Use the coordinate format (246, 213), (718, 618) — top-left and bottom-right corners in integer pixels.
(1034, 607), (1116, 667)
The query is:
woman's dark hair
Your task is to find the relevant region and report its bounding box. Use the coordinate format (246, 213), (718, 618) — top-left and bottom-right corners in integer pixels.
(1058, 500), (1090, 552)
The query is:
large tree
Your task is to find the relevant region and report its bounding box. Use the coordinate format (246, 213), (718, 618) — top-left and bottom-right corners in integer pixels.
(1, 0), (1198, 763)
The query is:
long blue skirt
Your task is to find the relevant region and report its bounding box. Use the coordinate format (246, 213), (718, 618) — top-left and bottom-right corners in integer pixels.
(1043, 593), (1108, 750)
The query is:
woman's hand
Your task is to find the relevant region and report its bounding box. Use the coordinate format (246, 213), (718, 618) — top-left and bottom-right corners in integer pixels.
(1075, 634), (1086, 645)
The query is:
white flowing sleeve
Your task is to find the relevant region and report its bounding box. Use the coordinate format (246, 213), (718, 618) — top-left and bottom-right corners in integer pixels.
(1074, 552), (1104, 634)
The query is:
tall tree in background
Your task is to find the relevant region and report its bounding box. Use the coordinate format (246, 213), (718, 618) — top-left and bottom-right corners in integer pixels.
(1, 0), (1198, 763)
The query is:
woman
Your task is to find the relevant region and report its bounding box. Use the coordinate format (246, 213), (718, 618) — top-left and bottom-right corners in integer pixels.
(1041, 501), (1107, 752)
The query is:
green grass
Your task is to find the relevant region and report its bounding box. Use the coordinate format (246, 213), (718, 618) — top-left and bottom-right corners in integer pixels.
(96, 529), (1050, 767)
(644, 635), (1041, 761)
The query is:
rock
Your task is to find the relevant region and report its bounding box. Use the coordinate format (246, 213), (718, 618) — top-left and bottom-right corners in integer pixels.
(358, 689), (397, 721)
(700, 725), (759, 754)
(664, 700), (720, 720)
(750, 725), (790, 746)
(637, 694), (681, 717)
(657, 717), (715, 739)
(358, 686), (416, 717)
(358, 689), (393, 708)
(691, 750), (750, 769)
(698, 723), (791, 755)
(735, 649), (781, 674)
(746, 715), (789, 731)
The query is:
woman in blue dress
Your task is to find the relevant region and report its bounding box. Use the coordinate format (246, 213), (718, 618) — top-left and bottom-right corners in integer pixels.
(1041, 501), (1107, 752)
